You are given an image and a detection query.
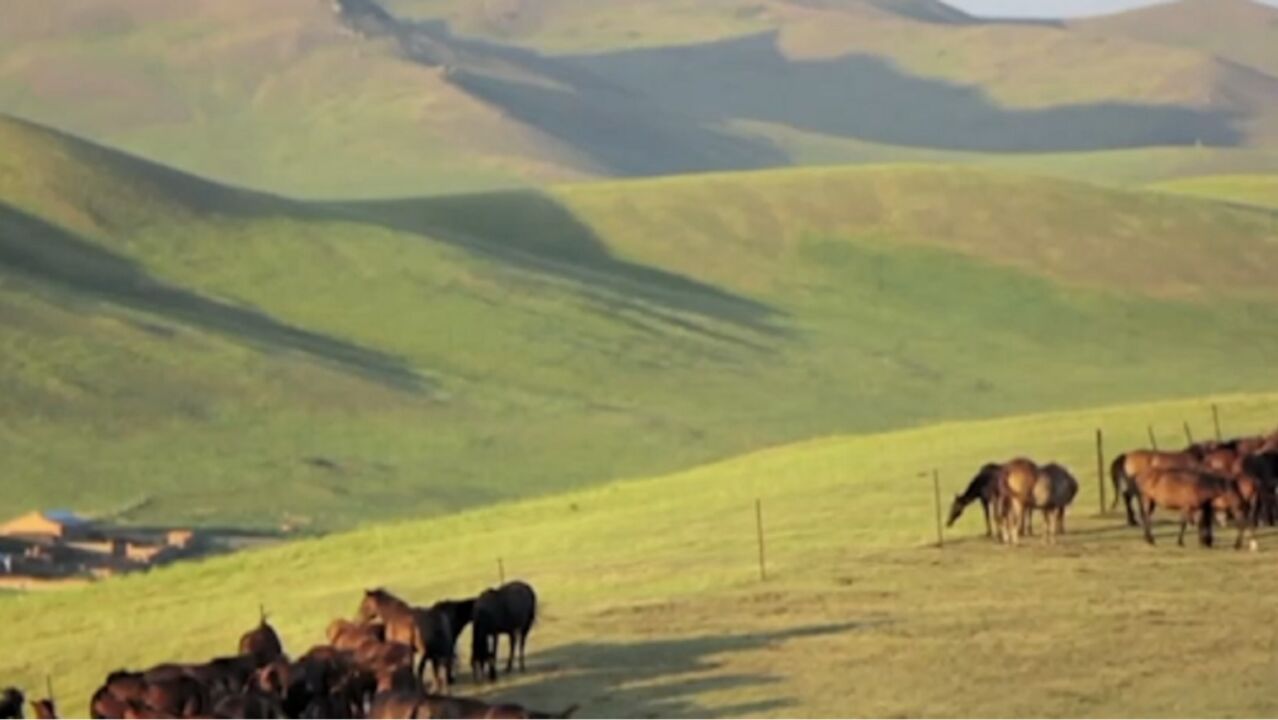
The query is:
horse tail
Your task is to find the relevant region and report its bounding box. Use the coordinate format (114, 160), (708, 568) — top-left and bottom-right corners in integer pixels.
(1109, 454), (1127, 501)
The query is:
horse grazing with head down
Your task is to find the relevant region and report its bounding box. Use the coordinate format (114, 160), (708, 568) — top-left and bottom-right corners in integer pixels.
(947, 463), (1002, 537)
(357, 588), (455, 694)
(472, 581), (537, 683)
(369, 690), (577, 720)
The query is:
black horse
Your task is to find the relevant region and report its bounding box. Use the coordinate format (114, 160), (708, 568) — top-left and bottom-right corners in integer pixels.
(0, 688), (23, 720)
(432, 598), (475, 684)
(946, 463), (1002, 537)
(471, 581), (536, 682)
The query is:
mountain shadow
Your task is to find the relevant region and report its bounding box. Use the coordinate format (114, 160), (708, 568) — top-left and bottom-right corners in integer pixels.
(0, 203), (424, 391)
(328, 191), (788, 346)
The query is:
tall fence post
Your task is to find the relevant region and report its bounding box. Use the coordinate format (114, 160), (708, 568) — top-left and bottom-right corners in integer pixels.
(755, 499), (766, 582)
(932, 469), (944, 548)
(1183, 421), (1194, 446)
(1212, 404), (1222, 442)
(1147, 425), (1158, 450)
(1096, 428), (1106, 514)
(497, 557), (505, 585)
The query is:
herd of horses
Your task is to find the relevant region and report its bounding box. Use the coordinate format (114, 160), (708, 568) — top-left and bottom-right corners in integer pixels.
(1, 580), (577, 720)
(947, 428), (1278, 549)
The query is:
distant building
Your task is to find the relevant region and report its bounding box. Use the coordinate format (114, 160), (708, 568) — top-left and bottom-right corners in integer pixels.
(0, 510), (91, 540)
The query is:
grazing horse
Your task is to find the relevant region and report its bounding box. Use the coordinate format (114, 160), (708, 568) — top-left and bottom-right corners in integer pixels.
(239, 606), (285, 667)
(1131, 468), (1256, 549)
(0, 688), (23, 720)
(946, 463), (1002, 537)
(1242, 451), (1278, 525)
(1110, 450), (1199, 526)
(472, 581), (537, 682)
(357, 589), (455, 693)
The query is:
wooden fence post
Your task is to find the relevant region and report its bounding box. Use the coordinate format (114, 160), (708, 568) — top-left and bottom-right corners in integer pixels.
(755, 499), (766, 582)
(1096, 428), (1106, 514)
(932, 469), (944, 548)
(1147, 425), (1158, 450)
(1183, 421), (1194, 446)
(1212, 404), (1222, 442)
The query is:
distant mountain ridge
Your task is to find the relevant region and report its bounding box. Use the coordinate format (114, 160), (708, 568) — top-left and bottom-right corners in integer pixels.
(0, 0), (1275, 195)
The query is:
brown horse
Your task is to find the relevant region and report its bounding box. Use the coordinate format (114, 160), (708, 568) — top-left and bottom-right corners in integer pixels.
(946, 463), (1002, 537)
(369, 691), (577, 720)
(327, 618), (386, 651)
(357, 589), (454, 694)
(994, 458), (1040, 546)
(472, 581), (537, 682)
(1110, 450), (1199, 526)
(238, 606), (285, 668)
(1131, 467), (1256, 549)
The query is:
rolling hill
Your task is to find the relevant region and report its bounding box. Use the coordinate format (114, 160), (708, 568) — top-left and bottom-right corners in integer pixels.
(2, 0), (1278, 197)
(3, 393), (1277, 717)
(3, 114), (1278, 533)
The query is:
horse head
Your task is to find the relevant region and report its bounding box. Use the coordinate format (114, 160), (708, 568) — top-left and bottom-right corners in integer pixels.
(946, 494), (967, 527)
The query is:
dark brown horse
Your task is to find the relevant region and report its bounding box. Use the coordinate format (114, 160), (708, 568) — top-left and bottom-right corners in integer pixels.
(238, 606), (285, 668)
(1132, 467), (1256, 549)
(369, 691), (576, 720)
(1035, 463), (1079, 543)
(0, 688), (22, 720)
(946, 463), (1002, 537)
(472, 581), (537, 682)
(357, 589), (454, 693)
(1111, 450), (1200, 526)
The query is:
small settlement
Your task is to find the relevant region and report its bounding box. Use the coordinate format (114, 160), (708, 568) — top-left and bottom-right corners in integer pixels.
(0, 510), (199, 587)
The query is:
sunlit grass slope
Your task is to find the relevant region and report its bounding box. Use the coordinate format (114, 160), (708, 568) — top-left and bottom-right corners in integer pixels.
(3, 115), (1278, 532)
(3, 393), (1277, 717)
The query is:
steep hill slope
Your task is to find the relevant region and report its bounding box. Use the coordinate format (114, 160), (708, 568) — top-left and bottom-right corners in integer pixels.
(2, 0), (1277, 196)
(3, 393), (1278, 717)
(3, 115), (1278, 531)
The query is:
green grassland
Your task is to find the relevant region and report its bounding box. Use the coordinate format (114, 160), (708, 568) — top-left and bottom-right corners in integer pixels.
(1148, 174), (1278, 210)
(3, 393), (1278, 717)
(4, 115), (1278, 532)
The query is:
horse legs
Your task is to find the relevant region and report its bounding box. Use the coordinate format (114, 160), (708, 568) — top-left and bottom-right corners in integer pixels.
(1137, 494), (1156, 545)
(505, 632), (517, 674)
(980, 498), (991, 538)
(1057, 507), (1066, 535)
(1122, 488), (1139, 527)
(1177, 511), (1190, 547)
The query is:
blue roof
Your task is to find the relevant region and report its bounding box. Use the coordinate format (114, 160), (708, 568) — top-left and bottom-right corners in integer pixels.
(42, 509), (87, 525)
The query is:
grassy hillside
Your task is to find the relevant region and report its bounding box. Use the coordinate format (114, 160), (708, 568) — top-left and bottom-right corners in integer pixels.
(1148, 174), (1278, 210)
(3, 393), (1278, 717)
(4, 115), (1278, 532)
(2, 0), (1277, 196)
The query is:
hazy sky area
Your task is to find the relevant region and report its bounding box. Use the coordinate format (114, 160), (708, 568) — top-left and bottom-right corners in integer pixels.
(944, 0), (1278, 17)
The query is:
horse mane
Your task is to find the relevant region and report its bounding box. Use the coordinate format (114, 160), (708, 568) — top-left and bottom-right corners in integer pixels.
(960, 463), (1002, 501)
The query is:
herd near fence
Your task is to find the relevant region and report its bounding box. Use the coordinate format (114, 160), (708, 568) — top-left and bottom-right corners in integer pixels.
(946, 427), (1278, 550)
(1, 581), (576, 719)
(2, 424), (1276, 720)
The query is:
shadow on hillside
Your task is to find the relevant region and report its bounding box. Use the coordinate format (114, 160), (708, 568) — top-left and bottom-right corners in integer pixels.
(325, 191), (787, 346)
(0, 203), (424, 391)
(473, 621), (873, 718)
(341, 3), (1243, 168)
